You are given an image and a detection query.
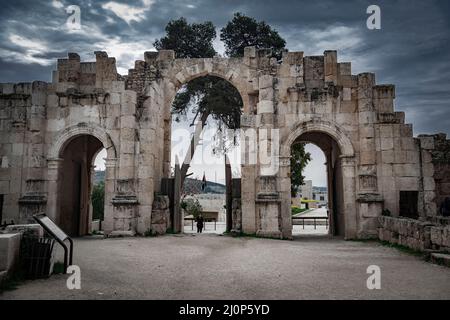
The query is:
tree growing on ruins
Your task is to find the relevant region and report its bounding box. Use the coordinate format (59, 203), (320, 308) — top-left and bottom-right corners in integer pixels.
(220, 12), (286, 60)
(155, 14), (309, 186)
(154, 18), (243, 184)
(290, 143), (311, 198)
(91, 181), (105, 221)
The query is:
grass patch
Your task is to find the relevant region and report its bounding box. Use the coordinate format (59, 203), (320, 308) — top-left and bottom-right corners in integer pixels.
(352, 239), (424, 257)
(291, 206), (309, 215)
(378, 240), (423, 257)
(144, 228), (158, 237)
(165, 228), (177, 235)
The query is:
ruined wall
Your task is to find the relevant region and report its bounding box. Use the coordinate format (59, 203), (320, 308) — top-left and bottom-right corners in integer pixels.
(378, 216), (450, 252)
(0, 46), (447, 239)
(428, 134), (450, 211)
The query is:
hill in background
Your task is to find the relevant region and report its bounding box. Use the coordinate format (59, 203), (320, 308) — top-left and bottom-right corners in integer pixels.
(94, 171), (226, 194)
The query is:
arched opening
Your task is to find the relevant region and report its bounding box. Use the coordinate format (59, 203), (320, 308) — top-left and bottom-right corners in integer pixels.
(58, 135), (105, 236)
(290, 131), (345, 237)
(92, 148), (106, 234)
(168, 74), (243, 235)
(291, 143), (329, 235)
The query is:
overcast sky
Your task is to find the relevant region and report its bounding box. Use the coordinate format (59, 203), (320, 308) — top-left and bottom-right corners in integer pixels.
(2, 0), (449, 186)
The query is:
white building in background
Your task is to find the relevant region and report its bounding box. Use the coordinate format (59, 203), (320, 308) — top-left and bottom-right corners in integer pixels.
(299, 180), (313, 200)
(293, 180), (328, 208)
(312, 187), (328, 207)
(183, 193), (226, 222)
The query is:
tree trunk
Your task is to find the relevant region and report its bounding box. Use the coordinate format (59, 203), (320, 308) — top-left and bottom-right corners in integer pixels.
(180, 111), (210, 186)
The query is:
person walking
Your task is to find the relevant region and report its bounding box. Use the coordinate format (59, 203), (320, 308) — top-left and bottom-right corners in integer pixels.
(196, 214), (204, 233)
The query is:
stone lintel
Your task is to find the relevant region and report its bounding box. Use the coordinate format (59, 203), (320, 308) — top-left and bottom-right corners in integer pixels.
(356, 193), (384, 203)
(111, 195), (139, 206)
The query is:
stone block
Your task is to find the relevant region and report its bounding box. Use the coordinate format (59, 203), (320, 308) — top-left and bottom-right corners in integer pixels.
(4, 224), (44, 238)
(258, 75), (273, 89)
(259, 88), (274, 101)
(338, 62), (351, 76)
(419, 136), (434, 150)
(393, 164), (420, 177)
(257, 100), (274, 114)
(380, 138), (394, 151)
(430, 227), (442, 246)
(0, 233), (21, 272)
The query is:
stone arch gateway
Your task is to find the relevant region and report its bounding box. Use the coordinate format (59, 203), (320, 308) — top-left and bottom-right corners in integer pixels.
(0, 48), (448, 239)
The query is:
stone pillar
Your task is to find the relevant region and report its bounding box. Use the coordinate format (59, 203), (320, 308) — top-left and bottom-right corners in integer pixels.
(341, 156), (357, 239)
(240, 115), (257, 234)
(278, 156), (293, 239)
(356, 73), (383, 237)
(46, 158), (63, 224)
(103, 158), (117, 234)
(357, 73), (377, 168)
(418, 136), (437, 218)
(110, 89), (139, 236)
(17, 81), (49, 223)
(255, 74), (283, 239)
(324, 51), (338, 85)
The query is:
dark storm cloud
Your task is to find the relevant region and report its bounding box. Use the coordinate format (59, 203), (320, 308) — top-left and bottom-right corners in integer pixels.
(0, 0), (449, 135)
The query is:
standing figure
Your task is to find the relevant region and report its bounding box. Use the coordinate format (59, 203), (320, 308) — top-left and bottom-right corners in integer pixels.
(196, 215), (204, 233)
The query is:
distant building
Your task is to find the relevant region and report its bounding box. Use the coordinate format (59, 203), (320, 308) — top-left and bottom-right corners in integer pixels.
(299, 180), (313, 200)
(292, 180), (328, 208)
(312, 187), (328, 207)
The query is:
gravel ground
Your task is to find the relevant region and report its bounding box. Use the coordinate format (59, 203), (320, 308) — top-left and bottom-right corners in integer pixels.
(1, 234), (449, 300)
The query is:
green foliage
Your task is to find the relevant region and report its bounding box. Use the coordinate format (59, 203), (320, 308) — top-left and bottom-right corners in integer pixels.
(181, 198), (203, 218)
(91, 181), (104, 221)
(291, 206), (308, 215)
(172, 75), (243, 130)
(155, 17), (243, 155)
(144, 228), (158, 237)
(156, 14), (288, 161)
(153, 17), (216, 59)
(290, 143), (311, 197)
(220, 12), (286, 59)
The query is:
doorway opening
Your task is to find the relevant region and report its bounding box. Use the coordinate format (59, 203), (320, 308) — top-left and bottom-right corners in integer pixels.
(92, 148), (106, 234)
(290, 132), (345, 238)
(168, 75), (243, 235)
(58, 135), (105, 236)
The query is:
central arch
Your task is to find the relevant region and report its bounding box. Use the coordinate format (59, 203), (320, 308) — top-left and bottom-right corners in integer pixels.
(161, 68), (248, 234)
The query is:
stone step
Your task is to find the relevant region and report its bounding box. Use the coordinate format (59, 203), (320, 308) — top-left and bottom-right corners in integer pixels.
(430, 253), (450, 267)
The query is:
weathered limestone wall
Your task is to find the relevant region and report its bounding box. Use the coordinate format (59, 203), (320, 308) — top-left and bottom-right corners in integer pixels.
(425, 134), (450, 211)
(378, 216), (450, 252)
(0, 46), (448, 240)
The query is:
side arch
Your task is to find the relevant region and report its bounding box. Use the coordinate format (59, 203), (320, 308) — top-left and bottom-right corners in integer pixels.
(281, 120), (355, 158)
(48, 123), (118, 160)
(281, 119), (357, 239)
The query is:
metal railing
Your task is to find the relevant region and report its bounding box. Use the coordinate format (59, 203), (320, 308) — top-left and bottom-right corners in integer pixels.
(292, 216), (329, 230)
(184, 217), (217, 231)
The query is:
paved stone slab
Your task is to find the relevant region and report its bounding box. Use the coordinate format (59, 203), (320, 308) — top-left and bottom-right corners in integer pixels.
(1, 236), (449, 300)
